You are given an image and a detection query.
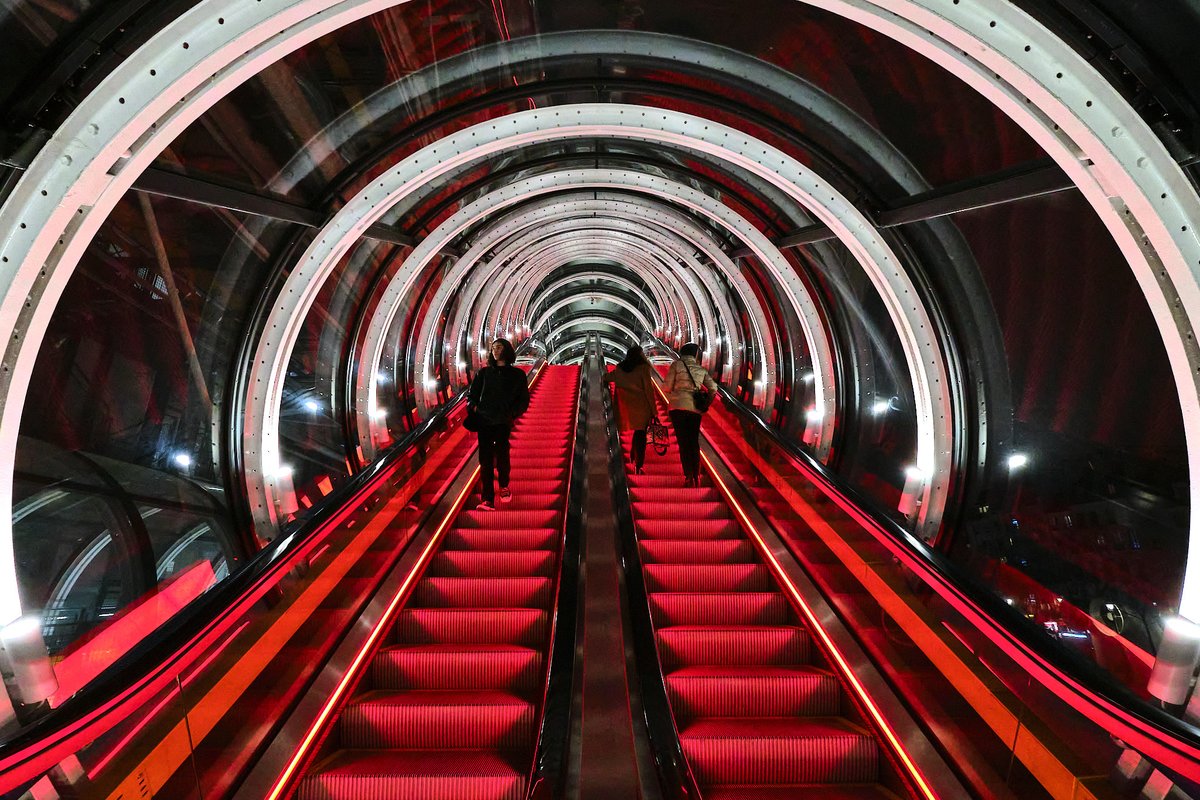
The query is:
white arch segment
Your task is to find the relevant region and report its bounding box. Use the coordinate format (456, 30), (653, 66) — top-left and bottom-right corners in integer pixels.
(0, 0), (1196, 619)
(396, 185), (774, 427)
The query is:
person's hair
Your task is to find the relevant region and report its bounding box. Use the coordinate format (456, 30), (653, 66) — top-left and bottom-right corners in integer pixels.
(487, 338), (517, 366)
(679, 342), (701, 359)
(618, 344), (649, 372)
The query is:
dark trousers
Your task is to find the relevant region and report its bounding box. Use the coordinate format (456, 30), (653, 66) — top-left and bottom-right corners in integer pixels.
(630, 429), (647, 469)
(669, 410), (703, 481)
(477, 423), (511, 503)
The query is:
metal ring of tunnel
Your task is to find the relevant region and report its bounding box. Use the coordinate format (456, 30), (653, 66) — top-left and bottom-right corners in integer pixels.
(460, 198), (750, 366)
(396, 186), (773, 437)
(486, 216), (748, 370)
(0, 0), (1198, 620)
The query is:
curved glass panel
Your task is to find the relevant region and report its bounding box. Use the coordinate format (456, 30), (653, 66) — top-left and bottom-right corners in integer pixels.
(797, 240), (919, 519)
(947, 190), (1188, 669)
(14, 190), (292, 687)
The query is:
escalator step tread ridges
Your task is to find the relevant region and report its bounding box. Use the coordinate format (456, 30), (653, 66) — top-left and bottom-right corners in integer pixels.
(621, 390), (897, 797)
(302, 365), (580, 800)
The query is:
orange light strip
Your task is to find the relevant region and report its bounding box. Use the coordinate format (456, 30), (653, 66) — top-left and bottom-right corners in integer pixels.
(700, 452), (939, 800)
(265, 466), (481, 800)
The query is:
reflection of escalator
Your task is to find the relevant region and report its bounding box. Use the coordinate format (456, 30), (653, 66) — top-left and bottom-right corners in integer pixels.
(618, 401), (915, 798)
(299, 365), (579, 799)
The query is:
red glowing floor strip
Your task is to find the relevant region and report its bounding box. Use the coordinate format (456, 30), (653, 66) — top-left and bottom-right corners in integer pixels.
(265, 466), (481, 800)
(700, 452), (940, 800)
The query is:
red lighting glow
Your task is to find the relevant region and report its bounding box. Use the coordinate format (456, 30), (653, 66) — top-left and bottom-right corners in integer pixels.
(700, 452), (939, 800)
(265, 467), (481, 800)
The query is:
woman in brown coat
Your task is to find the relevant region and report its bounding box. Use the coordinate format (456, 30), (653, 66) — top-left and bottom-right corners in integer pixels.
(604, 344), (658, 473)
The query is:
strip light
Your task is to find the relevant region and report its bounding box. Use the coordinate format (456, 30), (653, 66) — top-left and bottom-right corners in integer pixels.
(265, 467), (480, 800)
(700, 452), (939, 800)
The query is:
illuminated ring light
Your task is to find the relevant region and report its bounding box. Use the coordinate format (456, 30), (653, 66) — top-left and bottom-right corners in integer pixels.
(477, 228), (711, 344)
(393, 184), (772, 447)
(544, 316), (644, 348)
(481, 213), (749, 370)
(363, 161), (818, 462)
(407, 191), (771, 415)
(468, 237), (720, 374)
(422, 233), (710, 406)
(525, 272), (664, 332)
(431, 223), (716, 376)
(341, 138), (856, 536)
(0, 1), (1194, 620)
(551, 337), (629, 364)
(530, 295), (656, 343)
(471, 200), (750, 365)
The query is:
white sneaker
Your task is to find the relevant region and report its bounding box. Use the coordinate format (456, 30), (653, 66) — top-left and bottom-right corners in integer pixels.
(476, 501), (495, 511)
(498, 487), (512, 503)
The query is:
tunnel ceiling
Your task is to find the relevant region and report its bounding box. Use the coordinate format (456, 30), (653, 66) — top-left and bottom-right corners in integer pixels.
(4, 0), (1200, 625)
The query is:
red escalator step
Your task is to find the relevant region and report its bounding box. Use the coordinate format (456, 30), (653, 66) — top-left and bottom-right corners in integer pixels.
(300, 749), (525, 800)
(665, 665), (841, 719)
(632, 501), (730, 521)
(371, 643), (543, 692)
(442, 528), (558, 551)
(428, 550), (556, 577)
(635, 519), (743, 540)
(657, 626), (811, 671)
(471, 492), (562, 511)
(639, 539), (757, 564)
(644, 564), (772, 592)
(680, 717), (879, 785)
(503, 467), (567, 482)
(458, 509), (560, 529)
(395, 608), (548, 645)
(627, 476), (710, 490)
(631, 487), (722, 504)
(648, 592), (789, 626)
(413, 577), (553, 609)
(339, 690), (536, 749)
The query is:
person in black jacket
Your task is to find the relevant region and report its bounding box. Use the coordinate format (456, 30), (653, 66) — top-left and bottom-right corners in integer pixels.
(467, 338), (530, 510)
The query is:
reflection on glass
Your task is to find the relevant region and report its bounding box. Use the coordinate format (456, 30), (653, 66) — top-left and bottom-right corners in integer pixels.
(12, 190), (287, 708)
(950, 192), (1188, 678)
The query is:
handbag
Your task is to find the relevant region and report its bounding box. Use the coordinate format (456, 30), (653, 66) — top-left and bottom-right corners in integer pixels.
(682, 361), (714, 413)
(647, 418), (670, 455)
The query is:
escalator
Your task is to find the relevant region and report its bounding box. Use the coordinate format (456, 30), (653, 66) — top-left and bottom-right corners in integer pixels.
(616, 390), (917, 799)
(298, 365), (580, 800)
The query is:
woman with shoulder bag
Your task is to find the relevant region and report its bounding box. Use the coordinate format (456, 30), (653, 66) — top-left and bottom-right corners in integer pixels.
(466, 338), (530, 510)
(665, 342), (718, 487)
(603, 344), (657, 474)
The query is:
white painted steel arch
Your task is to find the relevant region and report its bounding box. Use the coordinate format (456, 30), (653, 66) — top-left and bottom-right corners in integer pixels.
(0, 0), (1198, 618)
(397, 184), (779, 429)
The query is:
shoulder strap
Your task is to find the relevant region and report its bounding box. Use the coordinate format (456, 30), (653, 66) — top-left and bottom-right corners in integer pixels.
(682, 359), (700, 389)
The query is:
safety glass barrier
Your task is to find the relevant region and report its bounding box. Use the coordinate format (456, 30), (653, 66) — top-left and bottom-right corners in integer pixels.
(700, 394), (1200, 797)
(0, 404), (478, 798)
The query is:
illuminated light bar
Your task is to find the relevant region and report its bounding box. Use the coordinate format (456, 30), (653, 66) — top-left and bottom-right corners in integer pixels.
(699, 452), (938, 800)
(265, 467), (481, 800)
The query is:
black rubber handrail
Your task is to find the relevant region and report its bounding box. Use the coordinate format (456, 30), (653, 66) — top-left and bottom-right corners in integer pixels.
(710, 384), (1200, 782)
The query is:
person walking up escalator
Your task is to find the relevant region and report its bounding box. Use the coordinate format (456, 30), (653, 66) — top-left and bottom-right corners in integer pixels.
(604, 344), (657, 474)
(467, 338), (530, 510)
(665, 342), (718, 488)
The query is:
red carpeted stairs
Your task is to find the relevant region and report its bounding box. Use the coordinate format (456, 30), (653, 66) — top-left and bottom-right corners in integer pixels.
(300, 365), (579, 800)
(620, 397), (908, 799)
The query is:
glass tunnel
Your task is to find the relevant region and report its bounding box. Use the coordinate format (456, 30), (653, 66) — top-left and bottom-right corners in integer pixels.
(1, 0), (1200, 797)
